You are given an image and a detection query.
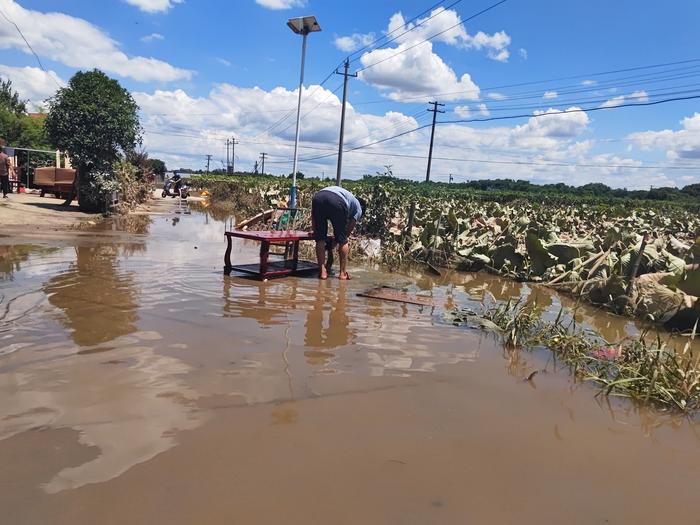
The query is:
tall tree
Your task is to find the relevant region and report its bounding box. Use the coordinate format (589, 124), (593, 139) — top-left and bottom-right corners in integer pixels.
(148, 158), (166, 177)
(0, 79), (27, 115)
(45, 70), (141, 212)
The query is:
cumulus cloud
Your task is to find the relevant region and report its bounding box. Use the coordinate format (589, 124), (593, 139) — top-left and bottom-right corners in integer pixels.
(510, 107), (589, 149)
(477, 103), (490, 117)
(132, 82), (687, 189)
(629, 113), (700, 160)
(334, 33), (376, 53)
(543, 91), (558, 99)
(359, 40), (480, 102)
(255, 0), (306, 9)
(0, 65), (64, 109)
(0, 0), (192, 82)
(519, 48), (528, 59)
(124, 0), (183, 13)
(345, 7), (512, 102)
(600, 90), (649, 108)
(141, 33), (165, 43)
(454, 105), (470, 118)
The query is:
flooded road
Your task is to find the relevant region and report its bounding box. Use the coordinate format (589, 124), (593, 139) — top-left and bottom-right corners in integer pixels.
(1, 203), (699, 524)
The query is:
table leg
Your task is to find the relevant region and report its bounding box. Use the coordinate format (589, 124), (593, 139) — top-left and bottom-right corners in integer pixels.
(259, 240), (270, 278)
(224, 234), (232, 275)
(292, 241), (300, 271)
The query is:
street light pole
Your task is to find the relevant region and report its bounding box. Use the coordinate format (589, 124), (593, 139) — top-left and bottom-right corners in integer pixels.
(287, 15), (321, 208)
(290, 31), (307, 208)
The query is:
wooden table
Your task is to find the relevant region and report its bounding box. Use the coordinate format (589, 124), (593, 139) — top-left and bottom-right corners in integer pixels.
(224, 230), (329, 280)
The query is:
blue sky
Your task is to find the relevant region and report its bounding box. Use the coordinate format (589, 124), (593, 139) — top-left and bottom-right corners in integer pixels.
(1, 0), (699, 188)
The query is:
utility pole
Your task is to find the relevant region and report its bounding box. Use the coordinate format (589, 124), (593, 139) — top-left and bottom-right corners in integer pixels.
(260, 153), (268, 175)
(449, 173), (454, 184)
(230, 137), (239, 175)
(425, 101), (445, 183)
(254, 160), (259, 175)
(335, 58), (357, 186)
(206, 154), (212, 174)
(226, 139), (230, 173)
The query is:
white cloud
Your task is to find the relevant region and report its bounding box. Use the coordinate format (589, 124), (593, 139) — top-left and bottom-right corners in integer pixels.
(629, 113), (700, 160)
(0, 65), (64, 109)
(334, 33), (376, 53)
(509, 107), (589, 149)
(477, 103), (490, 117)
(454, 105), (470, 118)
(133, 83), (694, 189)
(600, 90), (649, 108)
(358, 41), (480, 102)
(519, 48), (528, 59)
(543, 91), (558, 99)
(141, 33), (165, 43)
(380, 8), (511, 61)
(255, 0), (306, 9)
(600, 95), (625, 108)
(215, 57), (232, 67)
(582, 79), (597, 86)
(124, 0), (183, 13)
(0, 0), (192, 82)
(487, 92), (506, 100)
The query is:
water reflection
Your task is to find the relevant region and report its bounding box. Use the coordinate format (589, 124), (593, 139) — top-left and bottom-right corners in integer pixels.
(0, 245), (57, 281)
(44, 244), (139, 346)
(0, 333), (202, 493)
(304, 280), (352, 350)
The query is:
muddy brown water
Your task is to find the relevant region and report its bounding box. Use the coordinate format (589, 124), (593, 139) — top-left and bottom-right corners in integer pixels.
(1, 202), (699, 524)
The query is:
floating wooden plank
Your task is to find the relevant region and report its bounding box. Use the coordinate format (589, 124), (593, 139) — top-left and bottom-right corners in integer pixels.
(357, 287), (433, 306)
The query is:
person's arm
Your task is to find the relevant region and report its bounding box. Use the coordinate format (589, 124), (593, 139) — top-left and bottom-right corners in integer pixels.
(347, 218), (357, 237)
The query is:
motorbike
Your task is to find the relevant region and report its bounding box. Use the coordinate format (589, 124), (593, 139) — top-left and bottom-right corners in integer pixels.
(162, 176), (190, 199)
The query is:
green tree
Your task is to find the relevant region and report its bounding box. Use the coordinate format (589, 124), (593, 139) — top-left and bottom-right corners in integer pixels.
(45, 70), (141, 212)
(0, 79), (27, 115)
(148, 158), (166, 177)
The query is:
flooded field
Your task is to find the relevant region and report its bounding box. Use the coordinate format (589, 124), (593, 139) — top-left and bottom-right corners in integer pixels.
(1, 202), (699, 524)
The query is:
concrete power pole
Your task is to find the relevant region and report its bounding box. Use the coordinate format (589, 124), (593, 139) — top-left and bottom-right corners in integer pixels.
(225, 139), (230, 173)
(335, 58), (357, 186)
(230, 137), (239, 175)
(206, 154), (212, 174)
(260, 153), (268, 175)
(425, 101), (445, 183)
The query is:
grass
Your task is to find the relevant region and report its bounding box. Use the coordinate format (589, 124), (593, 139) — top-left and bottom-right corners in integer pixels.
(449, 301), (700, 413)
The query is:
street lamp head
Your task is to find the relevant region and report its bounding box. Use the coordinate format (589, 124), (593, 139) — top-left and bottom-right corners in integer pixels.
(287, 15), (321, 35)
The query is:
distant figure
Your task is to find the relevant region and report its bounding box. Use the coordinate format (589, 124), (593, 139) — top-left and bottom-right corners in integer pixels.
(0, 144), (15, 199)
(311, 186), (365, 280)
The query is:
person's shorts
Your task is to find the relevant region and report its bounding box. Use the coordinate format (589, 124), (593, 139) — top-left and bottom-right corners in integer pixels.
(312, 190), (349, 245)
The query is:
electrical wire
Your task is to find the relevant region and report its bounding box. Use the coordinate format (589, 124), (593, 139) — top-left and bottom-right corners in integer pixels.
(347, 0), (465, 64)
(0, 6), (62, 89)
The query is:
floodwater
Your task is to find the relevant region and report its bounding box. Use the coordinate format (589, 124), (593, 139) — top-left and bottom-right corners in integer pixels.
(1, 202), (699, 525)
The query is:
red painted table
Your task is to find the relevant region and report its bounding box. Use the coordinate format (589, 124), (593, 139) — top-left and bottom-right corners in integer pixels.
(224, 230), (328, 280)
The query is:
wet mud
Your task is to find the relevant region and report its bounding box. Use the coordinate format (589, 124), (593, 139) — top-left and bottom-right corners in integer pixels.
(1, 202), (699, 524)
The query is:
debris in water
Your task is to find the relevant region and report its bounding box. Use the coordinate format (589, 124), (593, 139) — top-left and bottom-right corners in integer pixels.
(358, 286), (433, 306)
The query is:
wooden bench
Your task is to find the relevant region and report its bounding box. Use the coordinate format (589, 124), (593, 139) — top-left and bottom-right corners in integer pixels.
(224, 230), (332, 280)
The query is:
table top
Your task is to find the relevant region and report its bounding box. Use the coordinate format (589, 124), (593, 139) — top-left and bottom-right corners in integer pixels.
(225, 230), (316, 242)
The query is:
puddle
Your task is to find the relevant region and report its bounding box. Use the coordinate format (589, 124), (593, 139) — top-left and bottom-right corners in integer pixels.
(1, 202), (699, 524)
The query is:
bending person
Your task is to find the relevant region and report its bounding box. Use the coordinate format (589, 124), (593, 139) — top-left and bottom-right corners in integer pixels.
(311, 186), (365, 280)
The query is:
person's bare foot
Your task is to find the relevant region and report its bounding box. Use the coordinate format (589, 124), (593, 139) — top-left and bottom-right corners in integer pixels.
(319, 267), (328, 280)
(339, 272), (351, 280)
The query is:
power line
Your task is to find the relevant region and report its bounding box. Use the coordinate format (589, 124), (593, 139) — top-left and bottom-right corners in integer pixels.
(348, 0), (466, 64)
(267, 93), (700, 165)
(0, 7), (62, 89)
(356, 0), (508, 73)
(352, 58), (700, 105)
